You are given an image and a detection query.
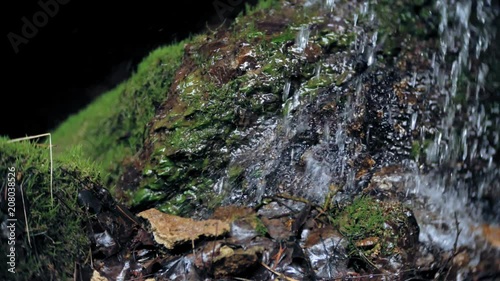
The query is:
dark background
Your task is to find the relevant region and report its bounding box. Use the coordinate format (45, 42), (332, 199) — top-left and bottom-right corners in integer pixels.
(2, 0), (255, 139)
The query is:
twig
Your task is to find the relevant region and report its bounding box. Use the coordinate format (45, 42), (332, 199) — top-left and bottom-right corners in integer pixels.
(73, 261), (80, 281)
(271, 242), (286, 270)
(8, 133), (54, 206)
(357, 249), (379, 271)
(89, 246), (93, 270)
(275, 193), (311, 205)
(192, 238), (196, 257)
(210, 222), (219, 270)
(443, 212), (462, 280)
(19, 183), (31, 247)
(260, 262), (300, 281)
(319, 233), (333, 279)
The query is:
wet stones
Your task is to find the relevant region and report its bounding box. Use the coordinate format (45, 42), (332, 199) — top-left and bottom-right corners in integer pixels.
(77, 189), (102, 214)
(364, 165), (410, 200)
(302, 227), (349, 278)
(207, 245), (264, 278)
(364, 70), (413, 161)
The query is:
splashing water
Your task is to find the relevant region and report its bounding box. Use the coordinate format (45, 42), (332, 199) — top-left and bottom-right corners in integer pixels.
(221, 0), (499, 274)
(406, 0), (499, 254)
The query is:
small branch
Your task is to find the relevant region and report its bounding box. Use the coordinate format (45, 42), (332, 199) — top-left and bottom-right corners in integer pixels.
(443, 212), (462, 280)
(19, 183), (31, 247)
(260, 262), (300, 281)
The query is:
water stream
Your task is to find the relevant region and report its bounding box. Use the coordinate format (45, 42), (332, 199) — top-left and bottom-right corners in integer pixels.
(219, 0), (498, 276)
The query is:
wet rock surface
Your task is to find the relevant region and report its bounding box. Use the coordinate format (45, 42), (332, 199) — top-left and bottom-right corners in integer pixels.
(35, 0), (498, 280)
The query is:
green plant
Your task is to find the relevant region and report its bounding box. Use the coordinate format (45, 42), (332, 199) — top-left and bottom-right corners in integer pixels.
(335, 196), (386, 240)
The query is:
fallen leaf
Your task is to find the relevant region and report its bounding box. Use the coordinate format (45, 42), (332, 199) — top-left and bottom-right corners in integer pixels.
(481, 224), (500, 249)
(138, 208), (230, 249)
(90, 270), (107, 281)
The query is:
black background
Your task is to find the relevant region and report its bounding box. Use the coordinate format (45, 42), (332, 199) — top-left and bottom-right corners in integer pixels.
(3, 0), (254, 139)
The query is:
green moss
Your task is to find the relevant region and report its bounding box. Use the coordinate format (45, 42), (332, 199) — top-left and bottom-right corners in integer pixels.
(245, 0), (279, 16)
(134, 57), (258, 213)
(251, 169), (263, 179)
(52, 40), (187, 190)
(0, 137), (94, 281)
(411, 139), (433, 161)
(155, 178), (215, 215)
(132, 187), (167, 207)
(411, 140), (421, 159)
(333, 195), (415, 265)
(335, 196), (386, 240)
(157, 193), (190, 215)
(316, 31), (356, 51)
(453, 70), (472, 105)
(254, 216), (268, 236)
(305, 75), (333, 89)
(271, 28), (296, 44)
(228, 165), (244, 182)
(368, 0), (438, 63)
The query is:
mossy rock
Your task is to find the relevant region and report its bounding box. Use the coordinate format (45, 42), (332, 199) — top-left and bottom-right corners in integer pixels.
(119, 0), (359, 216)
(0, 137), (97, 280)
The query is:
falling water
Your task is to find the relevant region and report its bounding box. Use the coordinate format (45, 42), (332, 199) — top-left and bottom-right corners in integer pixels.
(302, 0), (499, 265)
(295, 24), (310, 53)
(221, 0), (498, 275)
(407, 0), (499, 262)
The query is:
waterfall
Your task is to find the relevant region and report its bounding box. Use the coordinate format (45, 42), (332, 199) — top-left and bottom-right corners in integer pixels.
(220, 0), (498, 275)
(408, 0), (499, 257)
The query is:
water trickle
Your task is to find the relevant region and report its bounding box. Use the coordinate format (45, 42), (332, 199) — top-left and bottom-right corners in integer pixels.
(282, 80), (291, 101)
(367, 31), (378, 66)
(410, 112), (418, 131)
(325, 0), (335, 12)
(213, 177), (225, 195)
(411, 71), (417, 88)
(314, 63), (321, 79)
(295, 24), (310, 53)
